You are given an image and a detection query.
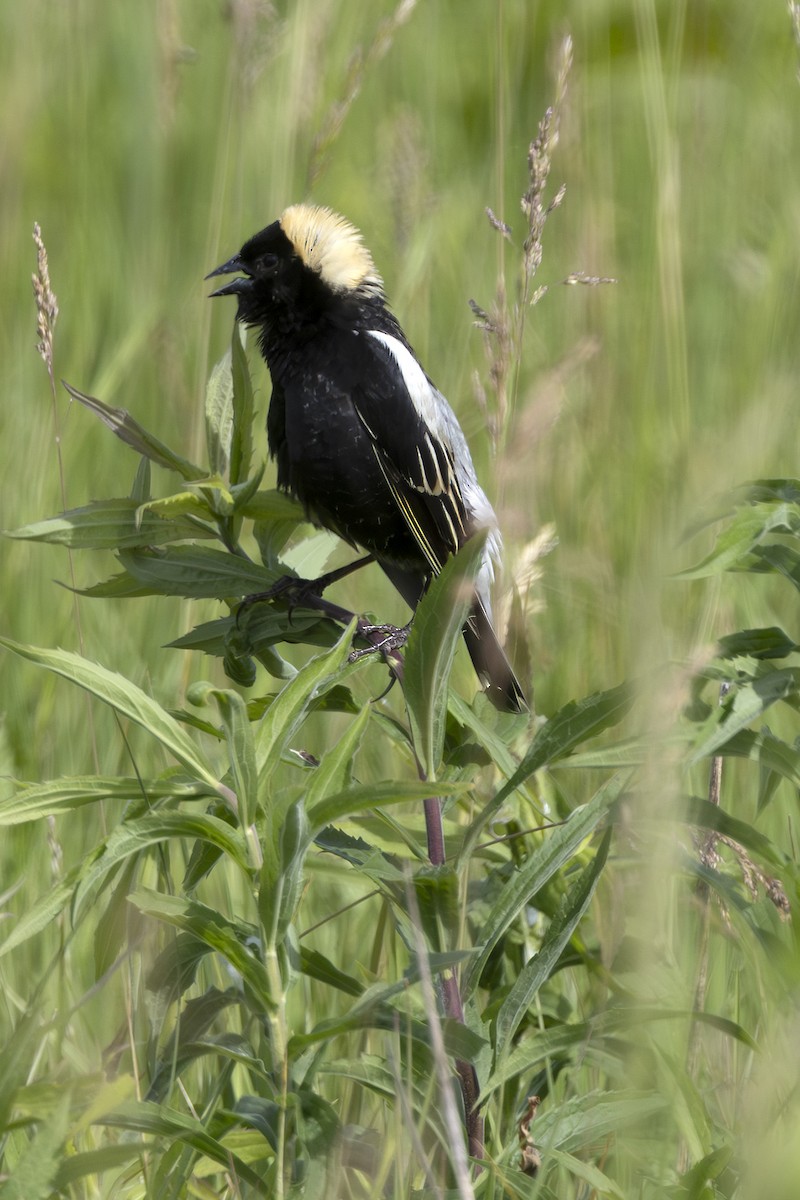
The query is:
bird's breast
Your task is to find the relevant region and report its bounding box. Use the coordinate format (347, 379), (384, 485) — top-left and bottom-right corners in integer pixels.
(273, 366), (425, 571)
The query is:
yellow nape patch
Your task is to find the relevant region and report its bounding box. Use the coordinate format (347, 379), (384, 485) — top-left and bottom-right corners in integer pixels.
(280, 204), (383, 295)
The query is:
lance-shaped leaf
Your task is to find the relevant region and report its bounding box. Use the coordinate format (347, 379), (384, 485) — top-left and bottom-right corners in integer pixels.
(230, 320), (254, 486)
(63, 382), (205, 479)
(461, 773), (626, 997)
(460, 681), (634, 858)
(0, 639), (219, 789)
(205, 346), (235, 477)
(403, 532), (488, 781)
(119, 544), (282, 599)
(129, 890), (274, 1013)
(494, 827), (611, 1058)
(96, 1098), (264, 1188)
(6, 499), (215, 550)
(0, 775), (211, 825)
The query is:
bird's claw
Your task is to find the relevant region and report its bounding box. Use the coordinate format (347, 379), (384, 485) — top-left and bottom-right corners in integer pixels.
(348, 620), (412, 663)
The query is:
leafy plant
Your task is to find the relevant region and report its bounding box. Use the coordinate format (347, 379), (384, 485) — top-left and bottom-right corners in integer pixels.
(0, 318), (647, 1197)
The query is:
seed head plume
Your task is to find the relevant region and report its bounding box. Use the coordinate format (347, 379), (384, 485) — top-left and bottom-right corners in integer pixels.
(32, 222), (59, 377)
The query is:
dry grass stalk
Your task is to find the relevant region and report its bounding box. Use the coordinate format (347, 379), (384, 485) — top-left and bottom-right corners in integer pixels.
(308, 0), (418, 186)
(32, 222), (59, 380)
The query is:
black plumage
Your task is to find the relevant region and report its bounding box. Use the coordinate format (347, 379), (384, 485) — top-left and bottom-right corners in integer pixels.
(208, 205), (527, 713)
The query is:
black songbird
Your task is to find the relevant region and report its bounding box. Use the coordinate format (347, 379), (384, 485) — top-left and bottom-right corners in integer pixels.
(208, 204), (527, 713)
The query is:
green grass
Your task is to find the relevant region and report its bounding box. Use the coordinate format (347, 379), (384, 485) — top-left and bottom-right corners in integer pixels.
(2, 1), (800, 1196)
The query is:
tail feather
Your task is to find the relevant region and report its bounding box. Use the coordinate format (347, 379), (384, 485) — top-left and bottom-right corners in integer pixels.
(378, 561), (529, 714)
(463, 600), (528, 714)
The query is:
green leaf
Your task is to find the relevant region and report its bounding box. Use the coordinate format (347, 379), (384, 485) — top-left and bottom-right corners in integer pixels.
(708, 727), (800, 802)
(230, 464), (266, 513)
(168, 616), (235, 654)
(679, 1146), (735, 1198)
(278, 526), (334, 569)
(0, 1010), (48, 1133)
(63, 381), (204, 479)
(297, 947), (364, 997)
(461, 682), (634, 856)
(677, 795), (785, 867)
(462, 773), (626, 997)
(97, 1098), (264, 1188)
(136, 492), (218, 524)
(0, 775), (211, 825)
(148, 989), (251, 1101)
(260, 799), (309, 947)
(205, 346), (234, 477)
(94, 858), (138, 979)
(534, 1089), (668, 1152)
(0, 1090), (71, 1199)
(0, 870), (77, 959)
(716, 626), (799, 661)
(5, 499), (214, 549)
(403, 533), (488, 780)
(313, 825), (407, 882)
(190, 685), (258, 831)
(128, 890), (274, 1013)
(255, 623), (357, 795)
(130, 457), (151, 503)
(317, 1057), (448, 1141)
(230, 321), (254, 486)
(146, 933), (214, 1002)
(307, 779), (468, 832)
(74, 812), (251, 920)
(289, 995), (480, 1062)
(448, 692), (531, 784)
(545, 1149), (626, 1197)
(304, 704), (371, 810)
(676, 502), (800, 579)
(69, 570), (155, 599)
(119, 544), (281, 599)
(688, 671), (798, 762)
(51, 1144), (149, 1191)
(237, 488), (306, 523)
(737, 477), (800, 504)
(749, 542), (800, 590)
(482, 1006), (757, 1100)
(495, 828), (611, 1057)
(0, 639), (218, 788)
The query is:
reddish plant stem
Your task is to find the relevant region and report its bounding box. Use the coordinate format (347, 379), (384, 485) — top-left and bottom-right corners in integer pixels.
(420, 790), (485, 1165)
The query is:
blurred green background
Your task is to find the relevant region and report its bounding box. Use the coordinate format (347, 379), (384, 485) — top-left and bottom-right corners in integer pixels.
(2, 0), (800, 1192)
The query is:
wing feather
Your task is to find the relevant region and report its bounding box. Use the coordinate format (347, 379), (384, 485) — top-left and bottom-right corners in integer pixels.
(354, 331), (474, 573)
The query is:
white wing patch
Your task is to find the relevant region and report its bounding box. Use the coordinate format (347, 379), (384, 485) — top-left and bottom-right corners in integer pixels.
(365, 328), (504, 610)
(367, 331), (447, 437)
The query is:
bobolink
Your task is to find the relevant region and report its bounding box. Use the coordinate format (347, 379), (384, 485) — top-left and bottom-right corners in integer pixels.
(208, 204), (527, 713)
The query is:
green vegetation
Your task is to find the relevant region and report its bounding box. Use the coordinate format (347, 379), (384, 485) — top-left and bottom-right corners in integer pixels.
(2, 2), (800, 1196)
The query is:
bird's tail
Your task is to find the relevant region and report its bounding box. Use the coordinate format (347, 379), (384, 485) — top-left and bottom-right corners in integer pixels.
(463, 600), (529, 714)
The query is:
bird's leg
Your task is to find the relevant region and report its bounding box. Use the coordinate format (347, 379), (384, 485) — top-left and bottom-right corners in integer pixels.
(236, 553), (411, 684)
(236, 554), (375, 626)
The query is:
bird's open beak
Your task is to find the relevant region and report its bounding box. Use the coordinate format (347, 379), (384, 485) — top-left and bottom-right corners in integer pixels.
(206, 254), (253, 297)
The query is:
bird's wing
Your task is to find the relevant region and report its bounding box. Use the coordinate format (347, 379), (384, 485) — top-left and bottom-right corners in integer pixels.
(353, 331), (474, 575)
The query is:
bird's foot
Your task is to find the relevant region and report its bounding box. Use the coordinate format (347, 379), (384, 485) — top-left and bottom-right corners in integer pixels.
(349, 620), (412, 663)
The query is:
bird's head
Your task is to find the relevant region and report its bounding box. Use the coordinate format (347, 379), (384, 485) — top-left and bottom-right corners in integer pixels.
(207, 204), (384, 332)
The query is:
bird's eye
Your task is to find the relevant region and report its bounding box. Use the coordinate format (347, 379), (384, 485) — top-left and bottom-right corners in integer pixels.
(258, 253), (279, 272)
